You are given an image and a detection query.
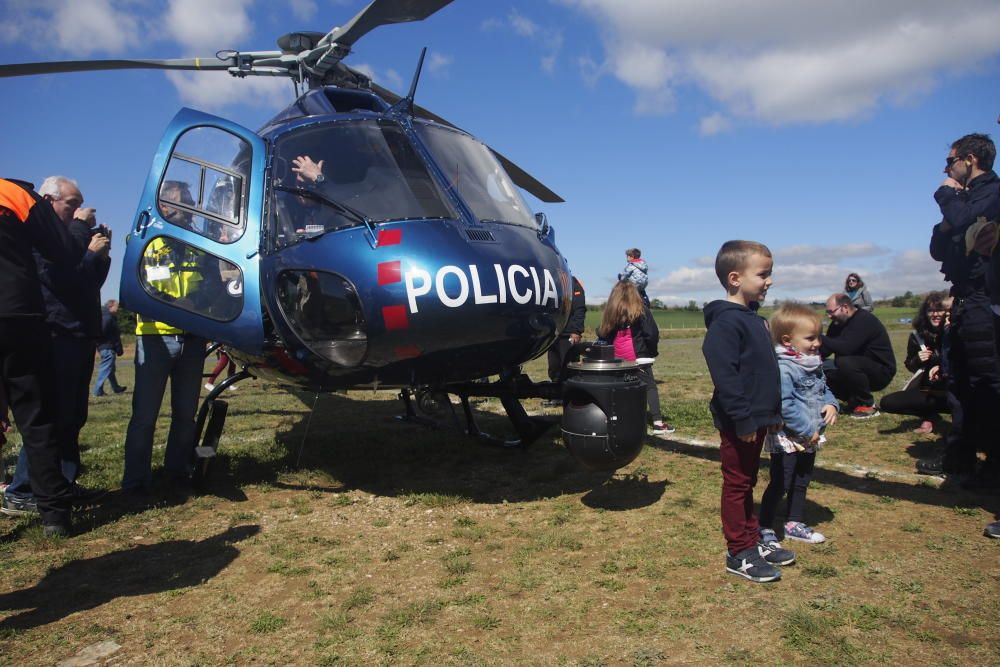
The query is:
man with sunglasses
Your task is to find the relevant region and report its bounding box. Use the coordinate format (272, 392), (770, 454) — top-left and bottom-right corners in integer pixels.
(923, 133), (1000, 490)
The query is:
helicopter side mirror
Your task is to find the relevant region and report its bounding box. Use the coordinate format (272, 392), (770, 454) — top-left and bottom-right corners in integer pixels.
(535, 211), (550, 238)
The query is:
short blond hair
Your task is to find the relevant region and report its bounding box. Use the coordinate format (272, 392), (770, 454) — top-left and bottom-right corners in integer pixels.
(714, 240), (772, 288)
(769, 303), (821, 344)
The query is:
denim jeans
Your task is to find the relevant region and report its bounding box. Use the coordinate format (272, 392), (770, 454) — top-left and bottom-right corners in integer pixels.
(121, 334), (206, 491)
(93, 348), (125, 395)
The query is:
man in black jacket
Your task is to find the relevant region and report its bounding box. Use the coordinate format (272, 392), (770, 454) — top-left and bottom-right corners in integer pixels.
(547, 276), (586, 385)
(0, 178), (84, 534)
(821, 293), (896, 418)
(3, 176), (110, 515)
(922, 133), (1000, 483)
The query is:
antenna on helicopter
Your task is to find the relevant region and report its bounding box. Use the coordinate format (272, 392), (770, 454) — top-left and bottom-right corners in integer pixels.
(390, 47), (427, 118)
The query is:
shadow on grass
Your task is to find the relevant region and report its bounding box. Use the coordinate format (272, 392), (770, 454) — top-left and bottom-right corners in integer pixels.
(646, 437), (1000, 514)
(268, 392), (615, 504)
(581, 475), (669, 511)
(0, 525), (259, 631)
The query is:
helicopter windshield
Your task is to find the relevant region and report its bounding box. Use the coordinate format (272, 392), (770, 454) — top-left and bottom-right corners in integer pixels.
(270, 120), (454, 248)
(415, 124), (536, 229)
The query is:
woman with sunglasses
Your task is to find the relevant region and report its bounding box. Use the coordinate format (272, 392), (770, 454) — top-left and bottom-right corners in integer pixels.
(843, 273), (873, 312)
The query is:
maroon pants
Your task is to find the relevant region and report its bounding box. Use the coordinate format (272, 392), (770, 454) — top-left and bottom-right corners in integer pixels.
(719, 428), (766, 555)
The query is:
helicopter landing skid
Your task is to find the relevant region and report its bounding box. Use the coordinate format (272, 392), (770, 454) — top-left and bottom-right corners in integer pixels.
(191, 368), (255, 487)
(433, 374), (560, 449)
(395, 387), (463, 430)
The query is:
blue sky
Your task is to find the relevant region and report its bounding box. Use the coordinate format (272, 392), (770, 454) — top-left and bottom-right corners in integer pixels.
(2, 0), (999, 306)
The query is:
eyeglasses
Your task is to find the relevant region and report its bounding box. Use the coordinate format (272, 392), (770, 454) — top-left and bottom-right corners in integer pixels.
(825, 306), (841, 316)
(945, 156), (964, 167)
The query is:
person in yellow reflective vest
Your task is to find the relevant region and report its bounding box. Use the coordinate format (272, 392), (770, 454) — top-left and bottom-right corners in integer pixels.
(121, 181), (210, 495)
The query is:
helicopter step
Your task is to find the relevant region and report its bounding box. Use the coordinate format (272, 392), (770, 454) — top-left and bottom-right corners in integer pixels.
(191, 367), (255, 487)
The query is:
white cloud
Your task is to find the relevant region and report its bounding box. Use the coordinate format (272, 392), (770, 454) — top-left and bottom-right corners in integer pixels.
(699, 112), (731, 136)
(647, 244), (946, 303)
(165, 71), (295, 111)
(54, 0), (141, 55)
(484, 8), (564, 75)
(164, 0), (254, 53)
(427, 52), (453, 75)
(0, 0), (142, 56)
(289, 0), (318, 22)
(384, 68), (404, 91)
(508, 9), (539, 38)
(561, 0), (1000, 125)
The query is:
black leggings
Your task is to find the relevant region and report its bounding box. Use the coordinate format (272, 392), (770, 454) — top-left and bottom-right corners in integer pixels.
(879, 386), (948, 421)
(760, 450), (815, 528)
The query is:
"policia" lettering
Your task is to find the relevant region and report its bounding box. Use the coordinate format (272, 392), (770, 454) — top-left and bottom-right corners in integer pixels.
(404, 263), (559, 314)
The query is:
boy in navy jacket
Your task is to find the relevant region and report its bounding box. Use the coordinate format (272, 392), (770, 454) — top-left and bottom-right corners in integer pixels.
(702, 240), (792, 582)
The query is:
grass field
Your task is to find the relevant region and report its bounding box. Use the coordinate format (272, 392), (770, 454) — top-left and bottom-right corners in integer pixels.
(1, 328), (997, 665)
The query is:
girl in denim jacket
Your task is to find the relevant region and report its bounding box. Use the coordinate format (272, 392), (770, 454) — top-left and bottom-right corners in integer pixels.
(760, 304), (839, 545)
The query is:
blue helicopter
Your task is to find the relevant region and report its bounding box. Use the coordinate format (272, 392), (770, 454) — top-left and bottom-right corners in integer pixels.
(2, 0), (647, 475)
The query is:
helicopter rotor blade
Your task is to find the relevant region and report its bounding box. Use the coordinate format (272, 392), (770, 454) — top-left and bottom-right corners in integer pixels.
(322, 0), (456, 48)
(370, 82), (564, 203)
(0, 57), (238, 78)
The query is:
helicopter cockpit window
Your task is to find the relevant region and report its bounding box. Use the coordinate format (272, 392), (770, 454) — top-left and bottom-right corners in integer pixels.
(414, 124), (536, 229)
(138, 235), (243, 323)
(269, 120), (455, 248)
(159, 126), (250, 243)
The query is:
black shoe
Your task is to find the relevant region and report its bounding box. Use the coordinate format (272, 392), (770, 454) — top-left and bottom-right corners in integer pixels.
(985, 521), (1000, 539)
(112, 386), (127, 394)
(757, 540), (796, 566)
(1, 493), (38, 517)
(916, 456), (945, 476)
(726, 546), (781, 582)
(43, 521), (70, 538)
(69, 483), (107, 505)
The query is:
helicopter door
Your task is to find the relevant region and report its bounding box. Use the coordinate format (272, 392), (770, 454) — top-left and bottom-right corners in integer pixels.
(120, 108), (267, 353)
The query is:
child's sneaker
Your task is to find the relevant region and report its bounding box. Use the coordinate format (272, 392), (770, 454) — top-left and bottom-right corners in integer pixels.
(650, 421), (675, 435)
(725, 546), (781, 582)
(757, 538), (795, 565)
(784, 521), (826, 544)
(204, 383), (216, 392)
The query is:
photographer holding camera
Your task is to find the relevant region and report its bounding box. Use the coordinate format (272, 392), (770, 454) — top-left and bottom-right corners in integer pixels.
(2, 176), (111, 517)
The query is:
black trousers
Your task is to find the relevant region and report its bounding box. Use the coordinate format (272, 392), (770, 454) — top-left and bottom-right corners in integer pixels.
(879, 386), (949, 421)
(942, 292), (1000, 473)
(51, 334), (96, 480)
(760, 450), (816, 527)
(825, 356), (893, 408)
(0, 318), (71, 525)
(546, 336), (574, 382)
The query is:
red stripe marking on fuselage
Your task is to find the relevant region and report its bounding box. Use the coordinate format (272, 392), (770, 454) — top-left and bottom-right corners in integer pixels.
(377, 260), (402, 285)
(382, 304), (409, 331)
(378, 228), (402, 246)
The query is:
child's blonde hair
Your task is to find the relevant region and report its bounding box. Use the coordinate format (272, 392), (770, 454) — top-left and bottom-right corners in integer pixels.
(598, 281), (646, 339)
(769, 303), (821, 345)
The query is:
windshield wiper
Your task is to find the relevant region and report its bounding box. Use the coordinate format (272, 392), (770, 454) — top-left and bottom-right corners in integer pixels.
(274, 185), (372, 232)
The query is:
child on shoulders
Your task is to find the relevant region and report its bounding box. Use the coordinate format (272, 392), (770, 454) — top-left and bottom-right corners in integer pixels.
(618, 248), (650, 307)
(759, 304), (839, 548)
